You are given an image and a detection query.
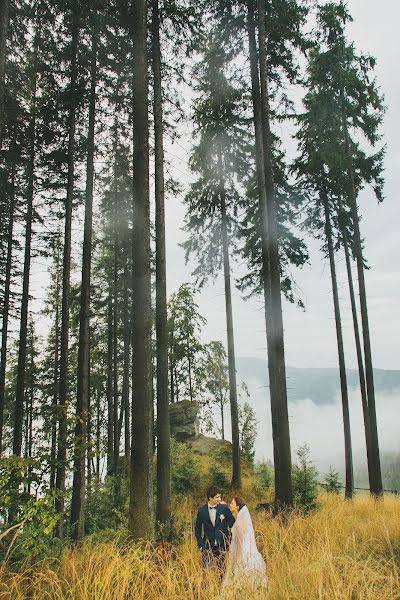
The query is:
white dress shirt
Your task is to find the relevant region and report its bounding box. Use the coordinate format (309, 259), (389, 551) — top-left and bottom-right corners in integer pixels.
(208, 504), (217, 527)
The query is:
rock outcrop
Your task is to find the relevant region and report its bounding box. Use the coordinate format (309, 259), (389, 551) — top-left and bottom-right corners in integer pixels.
(190, 435), (232, 455)
(168, 401), (233, 457)
(169, 400), (200, 442)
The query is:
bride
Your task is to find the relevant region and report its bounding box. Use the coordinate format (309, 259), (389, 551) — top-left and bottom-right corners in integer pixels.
(223, 496), (268, 590)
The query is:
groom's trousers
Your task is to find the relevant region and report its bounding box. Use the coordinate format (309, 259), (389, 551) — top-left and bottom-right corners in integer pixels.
(202, 547), (227, 579)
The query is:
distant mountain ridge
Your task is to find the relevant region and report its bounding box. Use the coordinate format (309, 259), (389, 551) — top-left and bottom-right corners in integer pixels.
(236, 357), (400, 405)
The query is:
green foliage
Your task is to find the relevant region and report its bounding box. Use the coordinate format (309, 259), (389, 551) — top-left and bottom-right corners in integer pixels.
(0, 457), (44, 523)
(0, 457), (61, 562)
(7, 494), (62, 562)
(85, 477), (128, 535)
(293, 0), (385, 257)
(292, 444), (320, 512)
(83, 527), (130, 548)
(170, 439), (200, 496)
(207, 445), (231, 492)
(181, 29), (249, 288)
(182, 22), (309, 305)
(238, 397), (258, 464)
(208, 464), (230, 491)
(324, 466), (342, 494)
(200, 341), (229, 438)
(254, 460), (274, 493)
(168, 284), (206, 403)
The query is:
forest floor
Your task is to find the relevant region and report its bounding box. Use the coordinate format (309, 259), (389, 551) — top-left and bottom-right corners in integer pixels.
(0, 494), (400, 599)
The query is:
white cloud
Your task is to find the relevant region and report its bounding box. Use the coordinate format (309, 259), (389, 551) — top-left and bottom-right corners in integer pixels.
(249, 384), (400, 482)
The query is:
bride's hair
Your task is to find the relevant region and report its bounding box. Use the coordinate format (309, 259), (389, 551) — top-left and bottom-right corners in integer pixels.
(233, 496), (246, 511)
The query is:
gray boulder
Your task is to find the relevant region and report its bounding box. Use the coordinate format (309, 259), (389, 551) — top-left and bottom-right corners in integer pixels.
(169, 400), (200, 442)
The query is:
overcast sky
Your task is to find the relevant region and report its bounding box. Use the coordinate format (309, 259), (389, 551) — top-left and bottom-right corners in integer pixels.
(164, 0), (400, 372)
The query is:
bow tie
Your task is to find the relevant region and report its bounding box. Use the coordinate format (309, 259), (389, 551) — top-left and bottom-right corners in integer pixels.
(209, 506), (217, 510)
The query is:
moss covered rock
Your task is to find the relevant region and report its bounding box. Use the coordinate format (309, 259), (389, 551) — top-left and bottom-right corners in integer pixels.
(169, 401), (200, 442)
(190, 434), (232, 456)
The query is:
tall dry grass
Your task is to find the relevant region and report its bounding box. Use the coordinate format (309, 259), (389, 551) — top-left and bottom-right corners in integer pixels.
(1, 494), (400, 599)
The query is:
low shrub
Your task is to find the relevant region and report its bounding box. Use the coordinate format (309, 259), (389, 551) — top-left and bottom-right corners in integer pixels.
(323, 466), (342, 494)
(292, 444), (320, 512)
(170, 439), (201, 496)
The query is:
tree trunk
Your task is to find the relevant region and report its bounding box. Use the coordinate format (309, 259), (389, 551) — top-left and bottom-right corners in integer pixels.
(106, 288), (114, 474)
(188, 354), (193, 401)
(70, 27), (97, 542)
(256, 0), (293, 508)
(122, 262), (130, 461)
(129, 0), (154, 541)
(152, 0), (171, 537)
(87, 370), (92, 491)
(13, 41), (38, 459)
(117, 395), (124, 450)
(27, 320), (34, 494)
(322, 192), (353, 498)
(246, 0), (275, 485)
(338, 194), (373, 491)
(169, 327), (175, 403)
(0, 0), (11, 148)
(50, 236), (61, 490)
(340, 94), (383, 496)
(220, 400), (225, 441)
(55, 9), (80, 538)
(113, 236), (119, 476)
(0, 139), (16, 453)
(23, 321), (34, 496)
(95, 389), (101, 480)
(218, 148), (241, 489)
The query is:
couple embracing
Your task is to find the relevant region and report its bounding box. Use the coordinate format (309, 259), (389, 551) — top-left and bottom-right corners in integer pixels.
(195, 485), (268, 590)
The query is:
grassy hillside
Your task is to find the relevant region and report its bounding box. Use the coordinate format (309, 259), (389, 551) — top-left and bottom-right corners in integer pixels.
(1, 495), (400, 599)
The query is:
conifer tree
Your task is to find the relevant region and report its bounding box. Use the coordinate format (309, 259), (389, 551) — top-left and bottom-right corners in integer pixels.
(0, 134), (18, 454)
(55, 2), (81, 538)
(129, 0), (154, 541)
(293, 1), (385, 496)
(13, 13), (40, 461)
(182, 31), (247, 488)
(40, 232), (62, 489)
(70, 1), (100, 541)
(151, 0), (172, 536)
(0, 0), (11, 147)
(201, 341), (230, 441)
(292, 58), (355, 498)
(244, 0), (311, 509)
(167, 284), (206, 404)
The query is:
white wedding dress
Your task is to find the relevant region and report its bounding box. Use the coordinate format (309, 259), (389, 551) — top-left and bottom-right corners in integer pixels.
(223, 505), (268, 589)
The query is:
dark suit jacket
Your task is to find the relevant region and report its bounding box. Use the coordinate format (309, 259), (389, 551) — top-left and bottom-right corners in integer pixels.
(194, 503), (235, 552)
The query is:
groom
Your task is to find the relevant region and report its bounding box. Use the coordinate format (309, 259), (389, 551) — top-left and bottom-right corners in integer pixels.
(194, 485), (235, 575)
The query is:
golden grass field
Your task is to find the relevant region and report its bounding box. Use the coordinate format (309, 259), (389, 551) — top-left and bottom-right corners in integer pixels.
(1, 494), (400, 599)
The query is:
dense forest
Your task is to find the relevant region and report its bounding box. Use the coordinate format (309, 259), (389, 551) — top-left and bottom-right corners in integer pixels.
(0, 0), (390, 561)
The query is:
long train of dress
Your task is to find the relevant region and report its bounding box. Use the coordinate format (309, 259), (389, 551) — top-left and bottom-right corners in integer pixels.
(222, 505), (268, 592)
